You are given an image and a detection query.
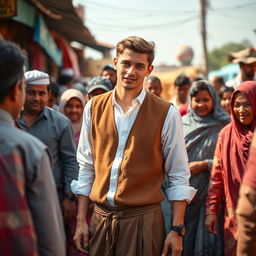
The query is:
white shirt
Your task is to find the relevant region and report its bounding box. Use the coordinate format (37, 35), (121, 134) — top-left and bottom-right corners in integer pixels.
(71, 89), (196, 206)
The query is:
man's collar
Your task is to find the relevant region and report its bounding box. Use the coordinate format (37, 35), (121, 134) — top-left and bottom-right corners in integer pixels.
(112, 88), (146, 106)
(0, 109), (14, 126)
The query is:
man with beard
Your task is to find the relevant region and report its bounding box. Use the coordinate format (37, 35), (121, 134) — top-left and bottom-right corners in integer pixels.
(226, 47), (256, 89)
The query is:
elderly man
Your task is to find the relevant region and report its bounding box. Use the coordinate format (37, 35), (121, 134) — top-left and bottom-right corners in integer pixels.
(17, 70), (78, 221)
(0, 40), (65, 255)
(226, 47), (256, 89)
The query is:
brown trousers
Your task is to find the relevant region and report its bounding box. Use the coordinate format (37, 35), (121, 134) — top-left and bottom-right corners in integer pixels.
(88, 203), (166, 256)
(237, 184), (256, 256)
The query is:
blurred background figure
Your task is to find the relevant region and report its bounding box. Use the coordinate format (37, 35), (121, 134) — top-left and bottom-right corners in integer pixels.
(100, 64), (117, 87)
(59, 88), (86, 147)
(171, 74), (190, 113)
(211, 75), (225, 93)
(47, 81), (60, 110)
(144, 76), (162, 97)
(226, 47), (256, 89)
(219, 86), (234, 115)
(237, 129), (256, 256)
(182, 80), (230, 256)
(86, 76), (113, 99)
(205, 81), (256, 256)
(58, 68), (75, 95)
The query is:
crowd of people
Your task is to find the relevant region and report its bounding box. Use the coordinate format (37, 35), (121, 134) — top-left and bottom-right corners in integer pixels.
(0, 37), (256, 256)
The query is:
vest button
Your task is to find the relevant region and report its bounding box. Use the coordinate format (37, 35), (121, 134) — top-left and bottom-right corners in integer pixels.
(118, 189), (122, 194)
(124, 156), (128, 160)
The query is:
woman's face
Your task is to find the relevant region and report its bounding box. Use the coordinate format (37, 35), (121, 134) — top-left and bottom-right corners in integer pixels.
(220, 91), (233, 114)
(233, 93), (254, 125)
(64, 97), (83, 122)
(191, 89), (213, 117)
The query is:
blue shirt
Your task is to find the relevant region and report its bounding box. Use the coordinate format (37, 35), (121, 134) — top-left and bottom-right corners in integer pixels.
(18, 107), (78, 193)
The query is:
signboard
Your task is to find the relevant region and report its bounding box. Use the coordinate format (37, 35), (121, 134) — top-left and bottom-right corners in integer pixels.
(0, 0), (17, 18)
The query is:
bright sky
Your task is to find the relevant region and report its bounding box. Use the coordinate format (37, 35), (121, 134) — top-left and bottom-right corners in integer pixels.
(74, 0), (256, 66)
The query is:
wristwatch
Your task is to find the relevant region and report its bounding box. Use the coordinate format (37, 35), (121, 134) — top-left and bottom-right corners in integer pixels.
(65, 193), (77, 201)
(170, 224), (186, 236)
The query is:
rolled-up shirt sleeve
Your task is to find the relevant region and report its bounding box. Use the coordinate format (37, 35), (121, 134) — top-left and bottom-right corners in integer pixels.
(71, 100), (95, 196)
(162, 106), (197, 203)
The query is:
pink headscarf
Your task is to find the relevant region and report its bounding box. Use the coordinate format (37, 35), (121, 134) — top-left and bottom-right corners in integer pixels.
(59, 89), (85, 140)
(222, 81), (256, 207)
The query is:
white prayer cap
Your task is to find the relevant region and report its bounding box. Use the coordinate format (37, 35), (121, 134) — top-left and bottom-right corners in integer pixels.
(60, 68), (74, 77)
(25, 70), (50, 85)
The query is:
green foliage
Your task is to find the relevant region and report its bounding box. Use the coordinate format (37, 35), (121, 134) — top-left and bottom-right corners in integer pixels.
(208, 40), (252, 70)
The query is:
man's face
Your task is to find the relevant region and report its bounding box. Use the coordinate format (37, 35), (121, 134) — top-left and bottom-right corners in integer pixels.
(24, 84), (48, 115)
(113, 48), (153, 93)
(175, 84), (190, 104)
(144, 80), (162, 97)
(47, 91), (57, 108)
(101, 69), (117, 86)
(241, 62), (256, 80)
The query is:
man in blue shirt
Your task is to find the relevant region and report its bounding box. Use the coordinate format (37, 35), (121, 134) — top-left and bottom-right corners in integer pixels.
(18, 70), (78, 222)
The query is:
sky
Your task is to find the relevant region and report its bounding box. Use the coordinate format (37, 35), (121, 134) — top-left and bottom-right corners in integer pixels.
(73, 0), (256, 67)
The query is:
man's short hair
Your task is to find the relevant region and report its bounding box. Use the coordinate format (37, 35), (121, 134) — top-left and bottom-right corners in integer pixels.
(145, 76), (162, 86)
(174, 74), (190, 87)
(116, 36), (155, 66)
(101, 64), (116, 74)
(0, 40), (25, 102)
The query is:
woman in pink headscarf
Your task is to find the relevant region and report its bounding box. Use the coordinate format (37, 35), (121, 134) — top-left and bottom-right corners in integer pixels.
(205, 81), (256, 256)
(60, 88), (86, 147)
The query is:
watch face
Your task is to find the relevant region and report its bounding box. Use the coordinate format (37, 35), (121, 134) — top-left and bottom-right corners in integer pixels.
(180, 226), (186, 236)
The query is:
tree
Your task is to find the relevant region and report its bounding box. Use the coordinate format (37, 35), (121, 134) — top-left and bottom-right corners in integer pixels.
(208, 40), (252, 70)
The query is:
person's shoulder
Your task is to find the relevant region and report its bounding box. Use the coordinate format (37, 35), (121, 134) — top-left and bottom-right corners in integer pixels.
(3, 125), (47, 154)
(147, 92), (171, 108)
(46, 107), (70, 122)
(219, 123), (232, 137)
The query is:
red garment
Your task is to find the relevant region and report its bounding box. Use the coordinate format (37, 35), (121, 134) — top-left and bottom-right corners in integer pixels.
(206, 81), (256, 256)
(243, 130), (256, 189)
(179, 103), (188, 116)
(0, 151), (38, 256)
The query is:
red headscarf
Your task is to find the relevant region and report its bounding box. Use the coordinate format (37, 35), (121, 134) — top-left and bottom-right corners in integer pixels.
(221, 81), (256, 207)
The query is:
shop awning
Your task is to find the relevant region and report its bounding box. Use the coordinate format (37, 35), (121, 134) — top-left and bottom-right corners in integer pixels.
(30, 0), (113, 53)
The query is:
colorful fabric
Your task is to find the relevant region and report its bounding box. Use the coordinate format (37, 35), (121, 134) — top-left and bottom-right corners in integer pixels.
(0, 150), (38, 256)
(206, 81), (256, 256)
(243, 130), (256, 189)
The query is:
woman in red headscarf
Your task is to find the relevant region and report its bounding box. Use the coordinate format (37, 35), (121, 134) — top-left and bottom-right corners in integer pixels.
(205, 81), (256, 256)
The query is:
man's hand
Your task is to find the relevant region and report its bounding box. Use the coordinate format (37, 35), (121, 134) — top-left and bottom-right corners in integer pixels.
(205, 214), (217, 234)
(73, 220), (89, 254)
(62, 197), (76, 223)
(188, 161), (208, 176)
(162, 231), (182, 256)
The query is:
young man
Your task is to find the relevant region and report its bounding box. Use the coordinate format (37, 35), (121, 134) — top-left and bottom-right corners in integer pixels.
(144, 75), (162, 97)
(171, 74), (190, 110)
(72, 36), (196, 256)
(17, 70), (78, 221)
(226, 47), (256, 89)
(86, 76), (113, 99)
(100, 64), (117, 87)
(0, 40), (65, 255)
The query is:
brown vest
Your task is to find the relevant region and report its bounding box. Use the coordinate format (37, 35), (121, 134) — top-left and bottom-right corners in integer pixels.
(90, 91), (171, 206)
